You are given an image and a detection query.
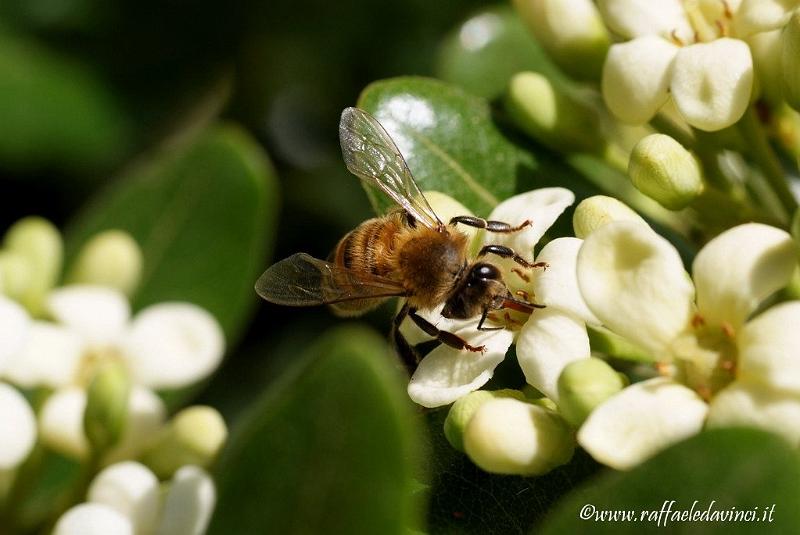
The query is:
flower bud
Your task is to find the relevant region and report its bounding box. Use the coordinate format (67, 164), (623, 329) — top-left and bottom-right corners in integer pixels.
(628, 134), (704, 210)
(84, 362), (132, 456)
(3, 217), (62, 314)
(783, 10), (800, 112)
(67, 230), (143, 296)
(572, 195), (647, 238)
(463, 398), (574, 475)
(143, 405), (227, 478)
(0, 251), (32, 302)
(443, 389), (525, 452)
(512, 0), (610, 80)
(557, 357), (626, 426)
(505, 72), (603, 152)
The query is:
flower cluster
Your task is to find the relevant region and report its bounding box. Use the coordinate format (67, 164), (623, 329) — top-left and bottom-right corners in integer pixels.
(0, 217), (226, 533)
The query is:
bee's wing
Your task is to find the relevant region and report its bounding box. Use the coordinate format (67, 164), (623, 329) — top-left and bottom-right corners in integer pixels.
(255, 253), (407, 306)
(339, 107), (443, 230)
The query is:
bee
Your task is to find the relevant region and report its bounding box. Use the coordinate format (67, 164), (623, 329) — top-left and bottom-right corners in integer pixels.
(256, 107), (544, 370)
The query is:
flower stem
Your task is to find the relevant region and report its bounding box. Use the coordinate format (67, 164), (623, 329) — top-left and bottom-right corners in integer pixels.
(738, 108), (798, 220)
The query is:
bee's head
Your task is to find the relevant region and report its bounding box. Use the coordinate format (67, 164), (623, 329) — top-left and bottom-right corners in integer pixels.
(442, 262), (506, 319)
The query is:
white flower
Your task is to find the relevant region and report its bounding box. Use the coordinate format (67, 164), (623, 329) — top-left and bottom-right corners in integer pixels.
(576, 221), (799, 468)
(3, 285), (225, 460)
(598, 0), (794, 131)
(0, 382), (37, 471)
(405, 188), (597, 408)
(53, 462), (216, 535)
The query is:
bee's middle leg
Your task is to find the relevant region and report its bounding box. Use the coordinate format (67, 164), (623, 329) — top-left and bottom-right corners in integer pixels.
(408, 308), (485, 353)
(449, 215), (531, 233)
(477, 244), (548, 270)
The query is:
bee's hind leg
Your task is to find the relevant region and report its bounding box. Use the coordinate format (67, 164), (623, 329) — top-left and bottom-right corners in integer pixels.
(392, 303), (422, 374)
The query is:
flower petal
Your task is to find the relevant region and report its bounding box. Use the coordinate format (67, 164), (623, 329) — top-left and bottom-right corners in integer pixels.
(484, 188), (574, 261)
(39, 387), (89, 460)
(602, 36), (678, 124)
(105, 387), (167, 464)
(156, 466), (216, 535)
(408, 328), (514, 408)
(707, 380), (800, 445)
(48, 285), (130, 346)
(88, 461), (160, 534)
(671, 38), (754, 131)
(596, 0), (693, 40)
(738, 301), (800, 392)
(4, 322), (83, 388)
(577, 378), (708, 469)
(693, 223), (796, 328)
(0, 383), (36, 469)
(54, 503), (133, 535)
(0, 296), (30, 372)
(121, 303), (225, 389)
(516, 308), (590, 402)
(735, 0), (797, 36)
(533, 237), (599, 325)
(577, 221), (694, 355)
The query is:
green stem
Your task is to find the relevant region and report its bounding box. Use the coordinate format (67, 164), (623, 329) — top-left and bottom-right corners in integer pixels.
(738, 108), (798, 220)
(650, 114), (696, 149)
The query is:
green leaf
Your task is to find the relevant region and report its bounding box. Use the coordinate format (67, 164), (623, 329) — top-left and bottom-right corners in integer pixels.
(357, 77), (535, 216)
(64, 124), (278, 343)
(0, 31), (132, 172)
(209, 325), (422, 535)
(539, 428), (800, 534)
(436, 6), (564, 100)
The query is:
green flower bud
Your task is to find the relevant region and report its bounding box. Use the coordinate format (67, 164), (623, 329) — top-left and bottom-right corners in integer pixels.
(444, 389), (525, 452)
(0, 251), (33, 301)
(463, 398), (574, 476)
(84, 362), (131, 456)
(783, 10), (800, 112)
(587, 325), (654, 363)
(572, 195), (647, 238)
(512, 0), (610, 81)
(67, 230), (143, 296)
(505, 72), (603, 152)
(628, 134), (704, 210)
(3, 217), (62, 314)
(143, 405), (227, 478)
(557, 358), (626, 427)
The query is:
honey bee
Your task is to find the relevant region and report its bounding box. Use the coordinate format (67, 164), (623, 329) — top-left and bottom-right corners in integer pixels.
(256, 107), (544, 370)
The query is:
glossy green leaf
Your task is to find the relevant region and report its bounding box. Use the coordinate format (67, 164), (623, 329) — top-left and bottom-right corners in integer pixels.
(209, 325), (422, 535)
(0, 31), (131, 172)
(436, 6), (564, 100)
(357, 77), (535, 216)
(64, 124), (278, 343)
(539, 428), (800, 534)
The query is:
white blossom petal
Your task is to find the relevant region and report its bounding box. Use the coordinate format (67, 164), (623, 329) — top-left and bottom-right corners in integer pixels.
(408, 328), (514, 408)
(533, 237), (599, 325)
(88, 461), (160, 534)
(596, 0), (693, 40)
(707, 380), (800, 445)
(39, 387), (89, 460)
(54, 503), (133, 535)
(735, 0), (798, 36)
(671, 38), (754, 131)
(105, 387), (167, 464)
(738, 301), (800, 392)
(157, 466), (216, 535)
(693, 223), (796, 328)
(0, 296), (30, 373)
(48, 285), (130, 346)
(121, 303), (225, 389)
(484, 188), (574, 262)
(602, 36), (678, 124)
(516, 308), (590, 402)
(0, 383), (36, 469)
(577, 221), (694, 356)
(577, 378), (708, 469)
(4, 322), (83, 388)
